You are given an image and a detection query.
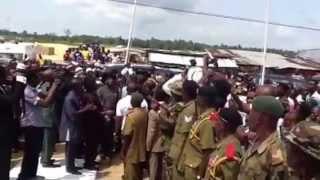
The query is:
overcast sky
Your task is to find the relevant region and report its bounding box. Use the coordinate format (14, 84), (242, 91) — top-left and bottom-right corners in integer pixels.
(1, 0), (320, 50)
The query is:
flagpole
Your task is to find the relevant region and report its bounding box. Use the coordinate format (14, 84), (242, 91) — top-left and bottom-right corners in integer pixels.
(125, 0), (137, 64)
(261, 0), (271, 85)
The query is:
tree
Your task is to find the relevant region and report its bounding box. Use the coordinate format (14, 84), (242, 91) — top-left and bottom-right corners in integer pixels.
(64, 29), (71, 37)
(0, 29), (296, 57)
(22, 30), (28, 36)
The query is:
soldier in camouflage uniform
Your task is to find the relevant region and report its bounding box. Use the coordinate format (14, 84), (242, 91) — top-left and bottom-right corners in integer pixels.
(283, 120), (320, 180)
(204, 108), (243, 180)
(238, 96), (288, 180)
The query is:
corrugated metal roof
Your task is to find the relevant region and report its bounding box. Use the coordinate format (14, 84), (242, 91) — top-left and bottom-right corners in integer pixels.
(207, 49), (318, 70)
(298, 49), (320, 61)
(144, 48), (320, 70)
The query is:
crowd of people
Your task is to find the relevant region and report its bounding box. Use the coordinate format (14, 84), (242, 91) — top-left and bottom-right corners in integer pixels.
(63, 44), (122, 64)
(0, 55), (320, 180)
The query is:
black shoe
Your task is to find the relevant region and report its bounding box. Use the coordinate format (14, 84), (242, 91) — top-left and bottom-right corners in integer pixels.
(67, 169), (82, 175)
(18, 175), (45, 180)
(41, 159), (56, 164)
(42, 163), (61, 168)
(75, 166), (83, 170)
(48, 159), (57, 164)
(30, 176), (45, 180)
(83, 165), (99, 171)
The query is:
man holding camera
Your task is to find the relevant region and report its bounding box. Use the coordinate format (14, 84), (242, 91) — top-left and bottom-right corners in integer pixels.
(39, 69), (61, 168)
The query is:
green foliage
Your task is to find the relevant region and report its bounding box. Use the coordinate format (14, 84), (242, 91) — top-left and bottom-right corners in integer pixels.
(0, 29), (296, 57)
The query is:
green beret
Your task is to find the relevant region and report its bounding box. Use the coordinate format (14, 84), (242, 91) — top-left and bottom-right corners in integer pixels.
(252, 96), (284, 118)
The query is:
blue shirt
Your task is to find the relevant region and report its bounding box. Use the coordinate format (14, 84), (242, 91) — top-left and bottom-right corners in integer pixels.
(21, 85), (44, 127)
(59, 90), (82, 142)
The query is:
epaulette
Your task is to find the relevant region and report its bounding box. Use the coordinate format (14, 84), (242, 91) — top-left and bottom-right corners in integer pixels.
(174, 103), (184, 113)
(127, 109), (135, 116)
(208, 143), (241, 179)
(189, 116), (209, 141)
(271, 148), (284, 166)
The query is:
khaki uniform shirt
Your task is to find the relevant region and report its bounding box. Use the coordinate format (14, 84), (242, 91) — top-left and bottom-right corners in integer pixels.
(146, 109), (165, 153)
(168, 100), (197, 162)
(123, 108), (148, 164)
(238, 132), (287, 180)
(180, 108), (216, 173)
(205, 135), (242, 180)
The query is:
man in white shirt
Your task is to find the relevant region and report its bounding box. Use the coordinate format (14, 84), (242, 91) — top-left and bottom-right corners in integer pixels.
(311, 83), (320, 104)
(116, 82), (148, 132)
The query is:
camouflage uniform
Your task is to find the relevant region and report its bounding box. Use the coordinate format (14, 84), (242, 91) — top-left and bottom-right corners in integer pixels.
(238, 132), (287, 180)
(283, 120), (320, 180)
(238, 96), (288, 180)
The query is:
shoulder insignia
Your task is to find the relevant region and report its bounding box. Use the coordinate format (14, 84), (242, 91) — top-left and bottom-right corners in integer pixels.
(184, 116), (193, 123)
(271, 149), (284, 166)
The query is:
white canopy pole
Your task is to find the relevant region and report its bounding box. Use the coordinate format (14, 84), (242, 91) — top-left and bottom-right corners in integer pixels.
(125, 0), (137, 64)
(260, 0), (271, 85)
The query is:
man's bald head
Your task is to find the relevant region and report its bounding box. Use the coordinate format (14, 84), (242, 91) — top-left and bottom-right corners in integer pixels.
(255, 85), (276, 96)
(127, 82), (138, 94)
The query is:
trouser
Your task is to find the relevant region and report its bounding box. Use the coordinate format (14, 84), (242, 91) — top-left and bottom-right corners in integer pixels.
(101, 119), (114, 156)
(18, 126), (44, 180)
(166, 158), (184, 180)
(41, 127), (56, 164)
(149, 152), (164, 180)
(124, 162), (143, 180)
(65, 141), (79, 171)
(184, 166), (198, 180)
(12, 118), (21, 150)
(0, 142), (11, 180)
(84, 133), (99, 167)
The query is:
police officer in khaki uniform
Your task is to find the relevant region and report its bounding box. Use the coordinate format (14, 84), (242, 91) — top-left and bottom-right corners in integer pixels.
(158, 80), (199, 179)
(121, 93), (148, 180)
(238, 96), (287, 180)
(146, 86), (170, 180)
(180, 86), (222, 180)
(204, 108), (243, 180)
(165, 80), (199, 180)
(158, 80), (184, 179)
(283, 120), (320, 180)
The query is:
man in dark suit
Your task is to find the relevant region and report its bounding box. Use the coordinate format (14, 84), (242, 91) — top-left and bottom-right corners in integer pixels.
(60, 78), (96, 175)
(0, 65), (26, 180)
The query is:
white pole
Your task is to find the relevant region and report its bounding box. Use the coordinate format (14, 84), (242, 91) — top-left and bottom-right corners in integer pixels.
(125, 0), (137, 64)
(260, 0), (271, 85)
